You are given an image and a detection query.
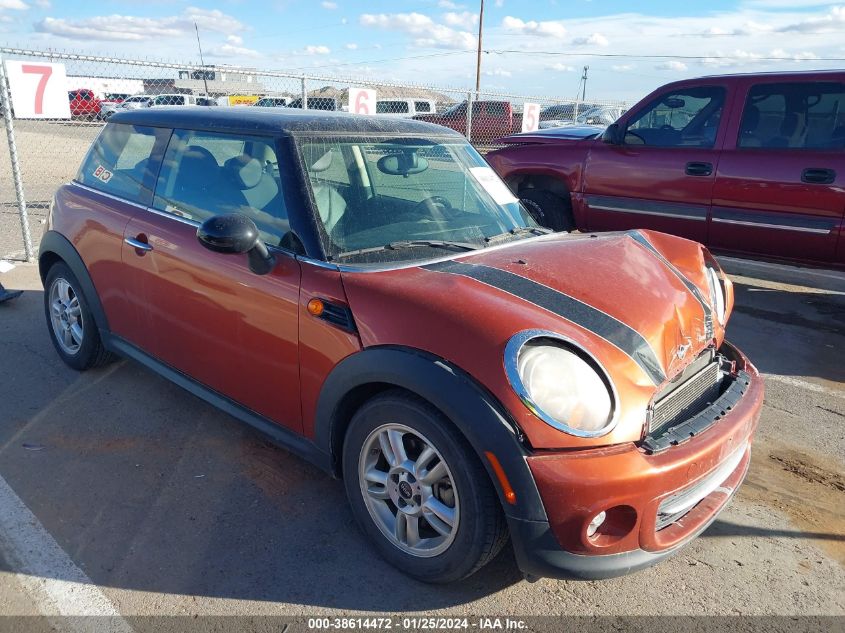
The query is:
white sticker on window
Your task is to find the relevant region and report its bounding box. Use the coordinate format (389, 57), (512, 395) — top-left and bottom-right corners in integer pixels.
(93, 164), (112, 183)
(469, 166), (519, 206)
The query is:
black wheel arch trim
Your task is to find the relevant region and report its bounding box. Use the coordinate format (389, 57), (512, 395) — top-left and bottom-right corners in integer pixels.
(39, 230), (110, 333)
(314, 345), (549, 523)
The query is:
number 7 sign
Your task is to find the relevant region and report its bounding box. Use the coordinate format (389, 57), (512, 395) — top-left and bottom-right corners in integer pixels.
(3, 60), (71, 119)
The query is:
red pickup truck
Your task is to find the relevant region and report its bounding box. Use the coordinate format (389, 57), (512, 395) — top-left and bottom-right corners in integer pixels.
(486, 71), (845, 268)
(414, 100), (521, 142)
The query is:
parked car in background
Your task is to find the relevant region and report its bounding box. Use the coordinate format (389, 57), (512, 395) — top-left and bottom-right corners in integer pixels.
(487, 71), (845, 268)
(413, 100), (519, 141)
(149, 94), (202, 107)
(254, 96), (289, 108)
(287, 97), (339, 111)
(67, 89), (101, 119)
(41, 107), (761, 584)
(540, 105), (626, 129)
(375, 98), (437, 117)
(116, 95), (152, 111)
(99, 93), (136, 119)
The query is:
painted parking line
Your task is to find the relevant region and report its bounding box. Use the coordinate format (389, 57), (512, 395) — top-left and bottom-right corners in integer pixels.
(762, 373), (845, 401)
(0, 473), (133, 632)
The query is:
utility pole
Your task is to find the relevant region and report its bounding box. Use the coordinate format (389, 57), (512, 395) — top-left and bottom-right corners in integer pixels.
(581, 65), (589, 101)
(194, 22), (210, 97)
(474, 0), (484, 96)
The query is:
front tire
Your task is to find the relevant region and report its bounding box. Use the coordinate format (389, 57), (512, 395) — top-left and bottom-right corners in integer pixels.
(519, 188), (574, 232)
(343, 391), (508, 583)
(44, 261), (114, 371)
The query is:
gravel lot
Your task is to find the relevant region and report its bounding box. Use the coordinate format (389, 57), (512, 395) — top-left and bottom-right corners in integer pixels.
(0, 258), (842, 626)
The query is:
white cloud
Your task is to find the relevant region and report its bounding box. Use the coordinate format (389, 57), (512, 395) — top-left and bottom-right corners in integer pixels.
(304, 45), (331, 55)
(34, 7), (244, 41)
(546, 63), (576, 72)
(502, 16), (566, 38)
(0, 1), (28, 10)
(321, 1), (338, 9)
(443, 11), (478, 29)
(208, 43), (260, 59)
(484, 67), (512, 77)
(612, 64), (634, 71)
(34, 0), (48, 7)
(495, 0), (504, 6)
(572, 32), (609, 46)
(359, 12), (476, 50)
(437, 0), (460, 8)
(700, 48), (820, 67)
(656, 60), (688, 71)
(227, 34), (243, 46)
(344, 42), (358, 50)
(779, 5), (845, 32)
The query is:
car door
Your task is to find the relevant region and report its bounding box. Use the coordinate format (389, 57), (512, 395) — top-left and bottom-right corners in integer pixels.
(710, 79), (845, 265)
(120, 128), (304, 432)
(582, 84), (731, 243)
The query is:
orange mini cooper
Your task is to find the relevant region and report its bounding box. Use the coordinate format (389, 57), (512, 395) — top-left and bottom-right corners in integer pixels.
(41, 107), (763, 583)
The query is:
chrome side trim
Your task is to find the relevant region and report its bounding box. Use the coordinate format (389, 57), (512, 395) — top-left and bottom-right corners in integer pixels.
(70, 181), (148, 211)
(504, 329), (621, 438)
(711, 217), (831, 234)
(590, 204), (707, 222)
(145, 205), (200, 228)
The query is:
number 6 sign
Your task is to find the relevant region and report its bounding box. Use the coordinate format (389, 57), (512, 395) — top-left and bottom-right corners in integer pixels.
(521, 102), (540, 133)
(4, 60), (71, 119)
(348, 88), (376, 115)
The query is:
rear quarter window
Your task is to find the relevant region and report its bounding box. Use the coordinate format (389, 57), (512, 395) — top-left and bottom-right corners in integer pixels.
(76, 123), (170, 205)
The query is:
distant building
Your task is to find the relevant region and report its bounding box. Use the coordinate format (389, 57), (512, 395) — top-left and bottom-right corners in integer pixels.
(66, 76), (145, 99)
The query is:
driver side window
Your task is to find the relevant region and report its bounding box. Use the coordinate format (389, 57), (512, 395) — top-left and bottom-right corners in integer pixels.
(626, 87), (726, 148)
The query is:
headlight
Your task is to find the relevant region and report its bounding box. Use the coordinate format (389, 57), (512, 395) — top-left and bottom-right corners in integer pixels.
(705, 265), (727, 325)
(505, 330), (617, 437)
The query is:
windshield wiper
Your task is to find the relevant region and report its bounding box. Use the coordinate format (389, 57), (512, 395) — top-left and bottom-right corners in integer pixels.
(332, 239), (481, 260)
(484, 226), (553, 244)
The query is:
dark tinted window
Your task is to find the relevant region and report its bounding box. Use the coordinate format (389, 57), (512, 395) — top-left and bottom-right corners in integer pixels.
(414, 101), (431, 113)
(738, 82), (845, 149)
(487, 102), (508, 116)
(376, 101), (409, 113)
(76, 123), (168, 205)
(627, 87), (725, 148)
(153, 130), (291, 246)
(154, 95), (184, 106)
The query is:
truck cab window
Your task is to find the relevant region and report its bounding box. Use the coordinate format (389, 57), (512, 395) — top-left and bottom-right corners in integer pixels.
(626, 87), (726, 148)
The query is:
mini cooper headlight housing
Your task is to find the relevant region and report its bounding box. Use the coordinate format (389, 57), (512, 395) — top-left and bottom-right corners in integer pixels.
(505, 331), (617, 437)
(705, 265), (727, 325)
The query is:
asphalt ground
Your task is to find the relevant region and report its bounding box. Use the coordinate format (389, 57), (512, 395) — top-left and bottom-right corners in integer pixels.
(0, 259), (842, 628)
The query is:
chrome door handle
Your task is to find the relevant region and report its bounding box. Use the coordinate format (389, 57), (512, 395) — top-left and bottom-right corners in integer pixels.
(124, 237), (153, 252)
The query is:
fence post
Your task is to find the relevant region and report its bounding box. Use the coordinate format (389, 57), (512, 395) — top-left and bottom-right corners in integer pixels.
(301, 76), (308, 110)
(0, 54), (34, 262)
(465, 91), (473, 142)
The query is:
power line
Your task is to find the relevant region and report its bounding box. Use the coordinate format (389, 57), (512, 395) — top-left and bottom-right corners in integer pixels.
(484, 49), (845, 62)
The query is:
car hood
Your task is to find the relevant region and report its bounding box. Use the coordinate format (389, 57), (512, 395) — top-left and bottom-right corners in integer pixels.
(498, 125), (604, 143)
(339, 230), (724, 448)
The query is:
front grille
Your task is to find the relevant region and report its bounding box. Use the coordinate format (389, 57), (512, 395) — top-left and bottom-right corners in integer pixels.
(649, 351), (722, 435)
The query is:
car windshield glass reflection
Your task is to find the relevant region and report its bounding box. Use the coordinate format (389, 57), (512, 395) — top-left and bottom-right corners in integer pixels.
(299, 137), (539, 264)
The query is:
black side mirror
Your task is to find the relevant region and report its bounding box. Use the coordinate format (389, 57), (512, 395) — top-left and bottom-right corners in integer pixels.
(197, 214), (276, 275)
(602, 123), (623, 145)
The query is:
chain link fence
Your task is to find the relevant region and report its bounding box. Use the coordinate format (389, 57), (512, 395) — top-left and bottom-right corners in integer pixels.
(0, 46), (625, 261)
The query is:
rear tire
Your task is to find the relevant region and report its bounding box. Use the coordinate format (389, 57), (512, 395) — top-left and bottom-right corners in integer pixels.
(343, 390), (508, 583)
(519, 188), (574, 232)
(44, 261), (114, 371)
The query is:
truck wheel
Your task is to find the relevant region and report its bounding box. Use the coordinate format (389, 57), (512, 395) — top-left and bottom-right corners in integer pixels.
(343, 390), (508, 583)
(44, 262), (114, 371)
(519, 189), (574, 232)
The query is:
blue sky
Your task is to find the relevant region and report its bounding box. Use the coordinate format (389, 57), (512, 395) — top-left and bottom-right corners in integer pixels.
(2, 1), (844, 100)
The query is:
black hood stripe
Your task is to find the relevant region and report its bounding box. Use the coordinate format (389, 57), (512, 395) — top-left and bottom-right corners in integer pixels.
(422, 260), (666, 385)
(627, 230), (714, 340)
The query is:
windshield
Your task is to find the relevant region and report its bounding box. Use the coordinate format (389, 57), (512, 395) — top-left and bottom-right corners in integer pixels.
(299, 137), (539, 264)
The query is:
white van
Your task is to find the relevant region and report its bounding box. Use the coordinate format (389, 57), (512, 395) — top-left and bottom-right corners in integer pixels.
(149, 94), (202, 107)
(375, 99), (437, 117)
